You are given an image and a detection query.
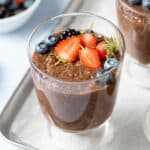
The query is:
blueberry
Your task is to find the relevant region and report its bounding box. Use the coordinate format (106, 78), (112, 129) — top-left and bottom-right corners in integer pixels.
(104, 58), (119, 71)
(62, 30), (69, 36)
(61, 30), (69, 39)
(96, 70), (114, 85)
(70, 29), (76, 35)
(0, 0), (11, 6)
(36, 42), (49, 54)
(24, 0), (34, 9)
(128, 0), (141, 5)
(142, 0), (150, 8)
(46, 35), (59, 47)
(59, 34), (65, 40)
(0, 6), (6, 18)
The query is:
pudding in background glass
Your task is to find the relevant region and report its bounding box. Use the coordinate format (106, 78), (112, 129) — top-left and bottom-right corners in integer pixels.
(116, 0), (150, 64)
(28, 13), (125, 150)
(116, 0), (150, 88)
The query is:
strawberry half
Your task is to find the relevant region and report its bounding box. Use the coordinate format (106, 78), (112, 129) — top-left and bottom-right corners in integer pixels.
(79, 47), (101, 70)
(80, 33), (97, 48)
(16, 0), (25, 5)
(54, 36), (81, 62)
(96, 41), (108, 60)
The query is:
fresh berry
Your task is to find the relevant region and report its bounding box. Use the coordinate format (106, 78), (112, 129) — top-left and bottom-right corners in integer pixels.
(79, 47), (101, 70)
(54, 36), (81, 62)
(104, 58), (119, 70)
(80, 32), (97, 48)
(142, 0), (150, 8)
(46, 34), (59, 47)
(59, 29), (80, 40)
(0, 0), (11, 6)
(128, 0), (141, 5)
(59, 34), (66, 40)
(0, 6), (6, 18)
(36, 42), (49, 54)
(96, 41), (108, 60)
(24, 0), (34, 9)
(61, 30), (69, 38)
(16, 0), (25, 5)
(69, 29), (77, 35)
(96, 70), (114, 85)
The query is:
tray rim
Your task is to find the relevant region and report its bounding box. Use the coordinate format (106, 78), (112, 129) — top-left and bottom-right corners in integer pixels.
(0, 69), (36, 150)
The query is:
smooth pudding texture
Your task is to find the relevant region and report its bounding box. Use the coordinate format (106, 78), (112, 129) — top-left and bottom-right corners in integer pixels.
(117, 0), (150, 64)
(32, 28), (121, 131)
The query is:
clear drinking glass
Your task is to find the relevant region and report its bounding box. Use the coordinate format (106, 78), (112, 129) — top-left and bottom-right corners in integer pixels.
(116, 0), (150, 88)
(28, 12), (125, 150)
(116, 0), (150, 143)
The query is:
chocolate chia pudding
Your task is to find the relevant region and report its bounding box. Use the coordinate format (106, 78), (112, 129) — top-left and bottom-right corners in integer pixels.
(116, 0), (150, 64)
(30, 25), (123, 131)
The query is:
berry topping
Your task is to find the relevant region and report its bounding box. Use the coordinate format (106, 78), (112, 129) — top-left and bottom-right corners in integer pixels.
(96, 70), (114, 85)
(80, 32), (97, 48)
(79, 47), (101, 70)
(142, 0), (150, 8)
(61, 30), (69, 38)
(104, 58), (119, 70)
(16, 0), (25, 5)
(58, 29), (80, 41)
(96, 41), (108, 60)
(24, 0), (34, 9)
(0, 0), (11, 6)
(36, 42), (49, 54)
(128, 0), (141, 5)
(54, 36), (81, 62)
(46, 34), (59, 47)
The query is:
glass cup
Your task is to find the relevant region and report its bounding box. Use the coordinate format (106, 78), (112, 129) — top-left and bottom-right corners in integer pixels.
(116, 0), (150, 88)
(28, 12), (125, 150)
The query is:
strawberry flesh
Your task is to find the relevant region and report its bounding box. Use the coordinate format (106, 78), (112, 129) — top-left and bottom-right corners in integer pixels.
(96, 41), (108, 60)
(54, 36), (81, 62)
(79, 47), (101, 70)
(80, 33), (97, 48)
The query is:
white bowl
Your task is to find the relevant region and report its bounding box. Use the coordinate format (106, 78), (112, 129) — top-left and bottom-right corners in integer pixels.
(0, 0), (41, 33)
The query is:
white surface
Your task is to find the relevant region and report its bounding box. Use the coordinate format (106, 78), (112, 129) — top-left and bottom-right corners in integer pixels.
(1, 0), (150, 149)
(0, 0), (41, 33)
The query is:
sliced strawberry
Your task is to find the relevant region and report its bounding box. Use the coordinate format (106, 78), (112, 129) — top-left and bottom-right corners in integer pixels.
(96, 41), (108, 60)
(80, 33), (97, 48)
(79, 47), (101, 70)
(54, 36), (81, 62)
(16, 0), (25, 4)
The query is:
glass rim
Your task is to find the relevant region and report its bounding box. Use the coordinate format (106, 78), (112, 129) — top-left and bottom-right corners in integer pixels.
(27, 12), (125, 85)
(118, 0), (150, 17)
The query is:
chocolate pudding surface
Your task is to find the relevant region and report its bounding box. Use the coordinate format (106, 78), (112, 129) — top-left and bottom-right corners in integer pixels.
(32, 52), (96, 81)
(117, 0), (150, 64)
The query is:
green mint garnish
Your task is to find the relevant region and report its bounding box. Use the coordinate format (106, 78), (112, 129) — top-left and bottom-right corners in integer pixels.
(103, 37), (120, 59)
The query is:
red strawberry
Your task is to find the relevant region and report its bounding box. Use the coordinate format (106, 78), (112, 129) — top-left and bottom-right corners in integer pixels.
(79, 47), (101, 70)
(80, 33), (97, 48)
(54, 36), (81, 62)
(16, 0), (25, 4)
(96, 41), (108, 60)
